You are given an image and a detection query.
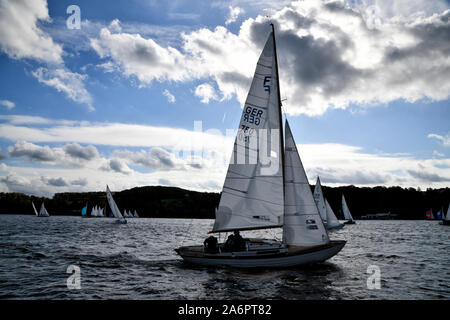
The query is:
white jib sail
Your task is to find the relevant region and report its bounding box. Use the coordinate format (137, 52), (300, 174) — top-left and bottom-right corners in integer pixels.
(32, 201), (38, 216)
(212, 31), (284, 233)
(325, 199), (342, 228)
(283, 120), (329, 246)
(106, 185), (124, 219)
(313, 177), (327, 223)
(342, 195), (354, 221)
(446, 204), (450, 221)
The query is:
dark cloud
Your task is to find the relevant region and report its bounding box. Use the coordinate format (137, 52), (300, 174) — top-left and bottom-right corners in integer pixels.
(314, 168), (389, 185)
(407, 170), (450, 182)
(71, 178), (88, 186)
(46, 177), (69, 187)
(101, 158), (132, 175)
(63, 143), (99, 160)
(8, 141), (56, 162)
(113, 147), (184, 171)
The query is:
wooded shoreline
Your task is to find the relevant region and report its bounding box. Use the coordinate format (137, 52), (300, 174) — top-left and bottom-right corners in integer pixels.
(1, 185), (449, 219)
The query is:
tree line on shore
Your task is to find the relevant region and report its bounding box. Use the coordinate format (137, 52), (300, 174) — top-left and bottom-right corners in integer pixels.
(0, 185), (449, 219)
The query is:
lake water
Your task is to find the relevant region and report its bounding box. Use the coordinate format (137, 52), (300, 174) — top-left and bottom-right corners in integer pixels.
(0, 215), (448, 300)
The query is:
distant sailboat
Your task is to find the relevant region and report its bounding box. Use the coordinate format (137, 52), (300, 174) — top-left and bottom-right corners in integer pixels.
(313, 177), (328, 225)
(440, 204), (450, 226)
(175, 25), (345, 268)
(81, 204), (87, 217)
(38, 202), (50, 217)
(342, 195), (355, 224)
(314, 177), (343, 230)
(106, 185), (127, 224)
(32, 201), (39, 216)
(325, 199), (344, 230)
(133, 210), (139, 218)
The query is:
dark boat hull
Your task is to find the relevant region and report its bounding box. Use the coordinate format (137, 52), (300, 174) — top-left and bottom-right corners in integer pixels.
(175, 240), (346, 268)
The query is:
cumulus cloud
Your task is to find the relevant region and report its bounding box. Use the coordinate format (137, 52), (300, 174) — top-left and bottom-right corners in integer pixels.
(100, 158), (133, 175)
(43, 176), (69, 187)
(195, 83), (219, 103)
(163, 89), (176, 103)
(112, 147), (203, 171)
(225, 6), (244, 25)
(8, 141), (56, 162)
(90, 0), (450, 115)
(32, 68), (94, 111)
(0, 100), (15, 110)
(63, 143), (99, 160)
(8, 141), (100, 167)
(0, 0), (63, 64)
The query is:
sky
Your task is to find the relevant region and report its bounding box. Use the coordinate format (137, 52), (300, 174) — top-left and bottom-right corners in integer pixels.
(0, 0), (449, 197)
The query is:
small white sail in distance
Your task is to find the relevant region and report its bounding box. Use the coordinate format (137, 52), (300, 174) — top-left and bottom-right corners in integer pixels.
(445, 204), (450, 221)
(325, 199), (343, 229)
(39, 203), (49, 217)
(32, 201), (38, 216)
(342, 195), (354, 222)
(283, 120), (329, 246)
(106, 185), (124, 220)
(133, 210), (139, 218)
(211, 30), (284, 233)
(313, 177), (327, 223)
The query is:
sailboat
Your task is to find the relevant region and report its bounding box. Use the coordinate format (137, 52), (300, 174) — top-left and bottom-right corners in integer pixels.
(440, 204), (450, 226)
(314, 177), (343, 230)
(175, 25), (345, 268)
(133, 210), (139, 218)
(81, 204), (87, 217)
(325, 199), (344, 230)
(38, 202), (50, 217)
(342, 195), (355, 224)
(106, 185), (127, 224)
(90, 206), (98, 217)
(313, 177), (328, 226)
(32, 201), (39, 216)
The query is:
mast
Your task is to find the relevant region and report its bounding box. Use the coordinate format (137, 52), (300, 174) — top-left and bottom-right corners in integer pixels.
(270, 23), (285, 201)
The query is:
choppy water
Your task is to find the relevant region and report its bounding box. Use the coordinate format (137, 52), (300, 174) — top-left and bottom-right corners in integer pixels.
(0, 215), (448, 300)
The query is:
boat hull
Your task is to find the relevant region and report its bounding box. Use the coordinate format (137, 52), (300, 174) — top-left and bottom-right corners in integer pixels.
(439, 220), (450, 225)
(326, 224), (344, 230)
(175, 240), (346, 268)
(344, 220), (355, 225)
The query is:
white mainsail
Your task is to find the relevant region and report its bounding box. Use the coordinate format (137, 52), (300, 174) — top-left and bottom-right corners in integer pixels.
(313, 177), (327, 223)
(342, 195), (354, 222)
(283, 120), (329, 246)
(90, 206), (97, 217)
(39, 203), (49, 217)
(212, 31), (284, 233)
(133, 210), (139, 218)
(325, 199), (343, 229)
(106, 185), (124, 219)
(446, 204), (450, 221)
(32, 201), (38, 216)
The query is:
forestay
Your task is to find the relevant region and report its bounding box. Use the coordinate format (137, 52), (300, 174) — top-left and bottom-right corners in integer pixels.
(283, 120), (329, 246)
(212, 32), (284, 233)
